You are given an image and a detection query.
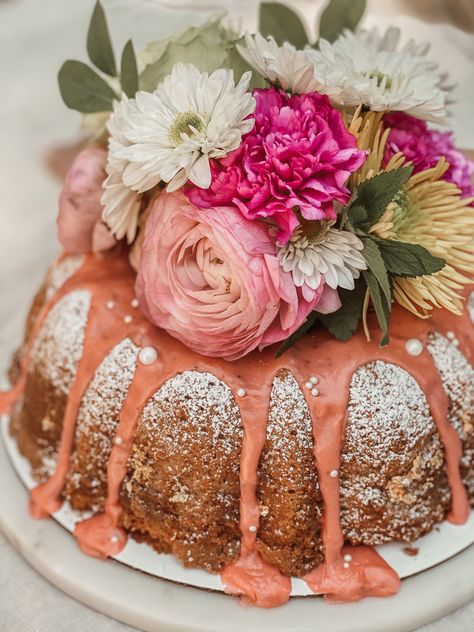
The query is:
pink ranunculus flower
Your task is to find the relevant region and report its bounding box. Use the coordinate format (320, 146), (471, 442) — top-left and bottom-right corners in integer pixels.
(136, 191), (340, 361)
(383, 112), (474, 202)
(187, 88), (366, 243)
(57, 146), (117, 255)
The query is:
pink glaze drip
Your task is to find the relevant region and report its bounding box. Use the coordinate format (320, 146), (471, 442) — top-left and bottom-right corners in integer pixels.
(0, 253), (471, 607)
(220, 378), (292, 607)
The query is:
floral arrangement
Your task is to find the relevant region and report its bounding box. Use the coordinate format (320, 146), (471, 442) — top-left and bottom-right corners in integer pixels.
(56, 0), (474, 361)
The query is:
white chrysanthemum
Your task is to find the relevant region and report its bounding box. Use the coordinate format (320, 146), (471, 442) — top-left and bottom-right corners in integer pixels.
(237, 33), (341, 98)
(102, 97), (142, 243)
(112, 62), (254, 192)
(307, 26), (448, 121)
(278, 226), (367, 300)
(102, 62), (255, 242)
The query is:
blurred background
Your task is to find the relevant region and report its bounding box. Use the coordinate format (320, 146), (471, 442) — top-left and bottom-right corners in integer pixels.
(0, 0), (473, 374)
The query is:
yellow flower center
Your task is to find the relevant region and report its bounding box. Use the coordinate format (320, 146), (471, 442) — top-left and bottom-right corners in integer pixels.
(169, 111), (204, 146)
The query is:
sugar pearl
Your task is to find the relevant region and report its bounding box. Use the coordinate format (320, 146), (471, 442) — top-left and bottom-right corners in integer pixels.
(237, 388), (246, 398)
(131, 298), (139, 309)
(405, 338), (423, 356)
(330, 469), (339, 478)
(311, 387), (319, 397)
(344, 554), (352, 562)
(248, 525), (257, 533)
(309, 376), (319, 385)
(452, 339), (460, 347)
(114, 436), (123, 446)
(138, 346), (158, 366)
(446, 331), (455, 340)
(123, 315), (133, 324)
(343, 562), (350, 569)
(106, 300), (115, 310)
(111, 535), (120, 544)
(305, 381), (313, 390)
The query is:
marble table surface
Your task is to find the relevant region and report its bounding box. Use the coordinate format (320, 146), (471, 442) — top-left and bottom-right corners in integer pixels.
(0, 0), (473, 630)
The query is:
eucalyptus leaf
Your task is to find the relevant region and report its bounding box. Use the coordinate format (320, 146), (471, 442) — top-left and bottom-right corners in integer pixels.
(355, 166), (413, 227)
(363, 270), (391, 345)
(121, 40), (139, 98)
(275, 311), (318, 357)
(260, 2), (309, 48)
(58, 60), (118, 113)
(373, 239), (446, 278)
(319, 0), (366, 43)
(87, 1), (117, 77)
(361, 238), (391, 303)
(319, 280), (366, 341)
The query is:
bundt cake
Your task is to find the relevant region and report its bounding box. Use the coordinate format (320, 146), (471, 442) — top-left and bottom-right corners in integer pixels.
(2, 253), (472, 606)
(2, 0), (474, 611)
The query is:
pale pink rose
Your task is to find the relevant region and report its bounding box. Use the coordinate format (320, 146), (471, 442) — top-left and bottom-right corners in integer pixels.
(57, 146), (117, 255)
(136, 191), (340, 360)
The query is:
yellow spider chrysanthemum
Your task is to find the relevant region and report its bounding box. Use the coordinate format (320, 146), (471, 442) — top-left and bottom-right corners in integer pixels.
(348, 110), (474, 318)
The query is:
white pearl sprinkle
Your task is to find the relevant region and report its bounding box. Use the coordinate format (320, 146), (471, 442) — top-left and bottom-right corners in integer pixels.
(446, 331), (455, 340)
(330, 469), (339, 478)
(311, 387), (319, 397)
(310, 376), (319, 385)
(452, 339), (459, 347)
(111, 535), (120, 543)
(305, 381), (313, 390)
(344, 554), (352, 562)
(123, 315), (133, 324)
(343, 562), (350, 569)
(106, 300), (115, 310)
(249, 525), (257, 532)
(237, 388), (246, 398)
(138, 347), (158, 366)
(405, 338), (423, 357)
(114, 436), (123, 446)
(131, 298), (139, 309)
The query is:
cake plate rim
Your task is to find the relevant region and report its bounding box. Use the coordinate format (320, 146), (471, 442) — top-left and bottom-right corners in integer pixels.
(1, 429), (474, 632)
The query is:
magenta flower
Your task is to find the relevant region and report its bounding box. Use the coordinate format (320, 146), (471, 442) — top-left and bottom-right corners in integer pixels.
(187, 88), (366, 243)
(383, 112), (474, 201)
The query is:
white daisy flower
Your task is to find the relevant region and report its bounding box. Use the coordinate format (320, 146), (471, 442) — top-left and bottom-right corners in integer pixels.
(278, 225), (367, 301)
(237, 33), (341, 98)
(110, 63), (254, 192)
(102, 97), (142, 243)
(307, 26), (449, 121)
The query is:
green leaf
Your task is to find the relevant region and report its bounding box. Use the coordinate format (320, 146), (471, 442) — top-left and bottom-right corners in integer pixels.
(139, 17), (230, 92)
(363, 270), (391, 345)
(275, 311), (318, 358)
(259, 2), (309, 48)
(58, 60), (118, 113)
(355, 166), (413, 227)
(87, 1), (117, 76)
(120, 40), (138, 98)
(373, 239), (446, 278)
(319, 0), (366, 43)
(348, 203), (370, 231)
(361, 238), (391, 303)
(318, 280), (366, 341)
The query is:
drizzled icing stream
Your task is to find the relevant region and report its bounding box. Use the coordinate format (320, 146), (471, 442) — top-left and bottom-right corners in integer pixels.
(0, 254), (471, 608)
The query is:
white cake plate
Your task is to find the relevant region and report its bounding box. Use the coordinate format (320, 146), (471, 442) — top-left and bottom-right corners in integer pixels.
(1, 428), (474, 631)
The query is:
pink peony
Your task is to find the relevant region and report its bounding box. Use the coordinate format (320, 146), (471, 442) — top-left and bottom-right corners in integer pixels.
(136, 191), (340, 361)
(187, 88), (366, 243)
(383, 112), (474, 201)
(57, 146), (117, 255)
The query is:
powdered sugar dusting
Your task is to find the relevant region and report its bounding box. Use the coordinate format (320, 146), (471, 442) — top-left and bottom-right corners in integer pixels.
(267, 371), (313, 451)
(30, 290), (90, 395)
(66, 338), (139, 509)
(341, 361), (449, 544)
(45, 256), (85, 300)
(427, 332), (474, 497)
